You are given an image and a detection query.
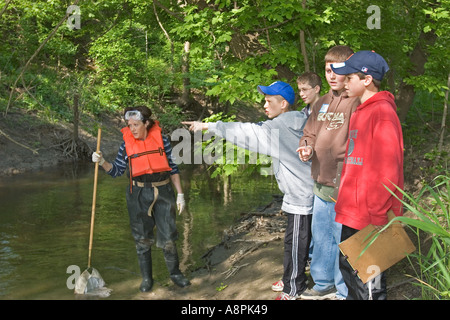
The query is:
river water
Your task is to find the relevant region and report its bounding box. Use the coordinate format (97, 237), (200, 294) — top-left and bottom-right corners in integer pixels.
(0, 162), (278, 299)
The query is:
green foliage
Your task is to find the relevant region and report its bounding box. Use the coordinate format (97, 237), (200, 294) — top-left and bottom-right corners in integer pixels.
(402, 89), (449, 178)
(89, 20), (175, 108)
(157, 104), (184, 133)
(215, 282), (228, 292)
(201, 112), (239, 178)
(0, 0), (448, 157)
(385, 175), (450, 299)
(423, 148), (449, 176)
(205, 59), (278, 105)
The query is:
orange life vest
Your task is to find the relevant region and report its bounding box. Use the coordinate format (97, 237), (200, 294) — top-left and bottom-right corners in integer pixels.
(121, 121), (172, 177)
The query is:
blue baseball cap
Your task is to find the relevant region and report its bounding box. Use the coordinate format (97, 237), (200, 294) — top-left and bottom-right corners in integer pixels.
(331, 50), (389, 81)
(257, 81), (296, 106)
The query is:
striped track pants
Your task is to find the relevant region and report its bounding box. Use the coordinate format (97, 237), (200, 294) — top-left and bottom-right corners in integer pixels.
(282, 213), (312, 296)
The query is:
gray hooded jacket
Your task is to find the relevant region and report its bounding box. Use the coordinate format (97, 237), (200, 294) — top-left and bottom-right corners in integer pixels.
(208, 111), (314, 214)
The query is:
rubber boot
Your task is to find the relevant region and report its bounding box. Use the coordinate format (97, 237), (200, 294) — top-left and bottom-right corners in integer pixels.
(163, 246), (191, 287)
(137, 250), (153, 292)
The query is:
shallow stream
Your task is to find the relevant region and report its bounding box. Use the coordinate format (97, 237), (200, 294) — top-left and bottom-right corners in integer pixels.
(0, 162), (278, 299)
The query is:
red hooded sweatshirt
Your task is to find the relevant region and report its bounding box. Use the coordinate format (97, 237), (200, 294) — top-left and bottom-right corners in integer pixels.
(335, 91), (404, 230)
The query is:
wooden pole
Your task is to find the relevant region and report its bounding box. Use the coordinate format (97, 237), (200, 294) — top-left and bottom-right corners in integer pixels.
(88, 128), (101, 268)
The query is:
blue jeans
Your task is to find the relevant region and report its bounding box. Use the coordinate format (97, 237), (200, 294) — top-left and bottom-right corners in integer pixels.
(310, 195), (347, 299)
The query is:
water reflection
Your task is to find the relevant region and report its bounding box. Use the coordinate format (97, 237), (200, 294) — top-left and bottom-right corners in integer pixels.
(0, 162), (277, 299)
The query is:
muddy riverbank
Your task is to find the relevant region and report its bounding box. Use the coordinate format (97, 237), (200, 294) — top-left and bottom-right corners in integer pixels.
(115, 197), (420, 300)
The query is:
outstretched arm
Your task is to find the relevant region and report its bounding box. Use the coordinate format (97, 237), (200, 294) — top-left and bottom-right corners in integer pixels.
(182, 121), (209, 131)
(182, 120), (279, 157)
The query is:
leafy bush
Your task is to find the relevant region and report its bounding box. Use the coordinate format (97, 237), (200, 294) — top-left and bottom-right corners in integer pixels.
(387, 175), (450, 299)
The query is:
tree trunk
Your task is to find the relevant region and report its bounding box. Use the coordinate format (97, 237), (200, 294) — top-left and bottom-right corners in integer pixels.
(396, 30), (437, 123)
(181, 41), (191, 105)
(299, 30), (309, 72)
(73, 93), (79, 142)
(299, 0), (309, 72)
(437, 73), (449, 157)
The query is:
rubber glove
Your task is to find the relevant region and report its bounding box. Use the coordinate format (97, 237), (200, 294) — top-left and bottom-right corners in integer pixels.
(177, 193), (185, 214)
(92, 151), (105, 166)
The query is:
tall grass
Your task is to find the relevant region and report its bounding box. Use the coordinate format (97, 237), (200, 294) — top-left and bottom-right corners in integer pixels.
(386, 175), (450, 299)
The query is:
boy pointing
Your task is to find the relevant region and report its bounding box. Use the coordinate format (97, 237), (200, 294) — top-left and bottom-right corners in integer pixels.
(183, 81), (314, 300)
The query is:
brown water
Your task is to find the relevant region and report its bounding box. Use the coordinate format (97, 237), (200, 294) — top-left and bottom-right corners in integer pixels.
(0, 163), (277, 299)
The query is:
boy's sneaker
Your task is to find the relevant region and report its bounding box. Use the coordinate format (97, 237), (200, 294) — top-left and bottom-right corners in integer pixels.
(300, 288), (337, 300)
(271, 280), (284, 292)
(271, 279), (309, 292)
(275, 292), (297, 300)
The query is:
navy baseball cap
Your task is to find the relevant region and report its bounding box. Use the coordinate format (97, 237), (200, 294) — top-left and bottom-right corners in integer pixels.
(257, 81), (296, 106)
(331, 50), (389, 81)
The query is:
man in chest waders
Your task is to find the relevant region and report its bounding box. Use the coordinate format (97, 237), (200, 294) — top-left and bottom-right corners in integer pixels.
(92, 105), (190, 292)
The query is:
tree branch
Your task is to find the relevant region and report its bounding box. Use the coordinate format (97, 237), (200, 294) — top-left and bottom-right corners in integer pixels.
(154, 0), (184, 22)
(0, 128), (38, 155)
(0, 0), (12, 20)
